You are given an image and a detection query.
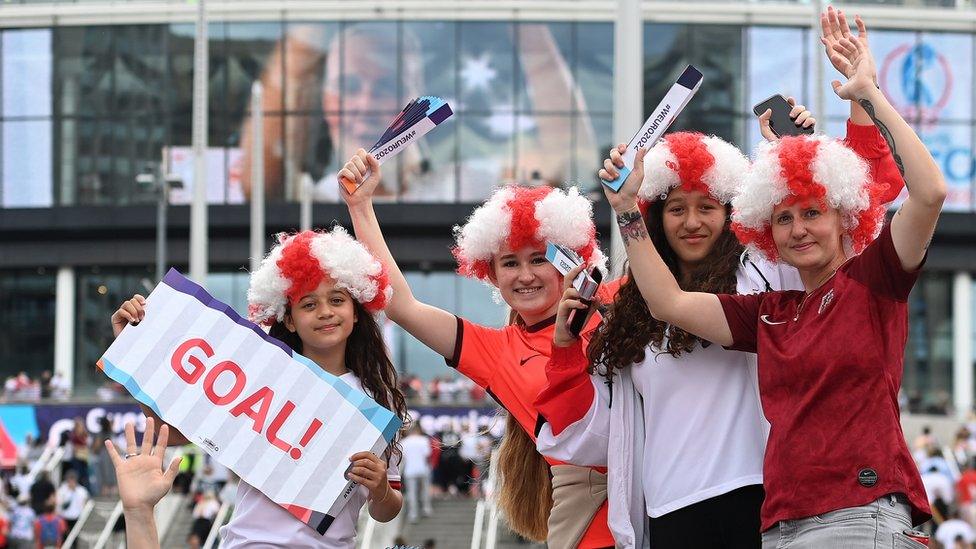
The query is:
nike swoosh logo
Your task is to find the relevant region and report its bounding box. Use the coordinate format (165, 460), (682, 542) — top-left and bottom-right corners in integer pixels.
(520, 353), (544, 366)
(760, 315), (787, 326)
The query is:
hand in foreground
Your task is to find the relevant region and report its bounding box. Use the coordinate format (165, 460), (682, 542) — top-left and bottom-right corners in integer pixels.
(338, 149), (382, 207)
(105, 418), (181, 513)
(347, 451), (391, 501)
(758, 96), (816, 141)
(599, 144), (648, 214)
(553, 263), (589, 348)
(111, 294), (146, 338)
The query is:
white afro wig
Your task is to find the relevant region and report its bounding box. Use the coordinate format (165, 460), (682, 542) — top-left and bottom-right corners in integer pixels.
(247, 226), (392, 326)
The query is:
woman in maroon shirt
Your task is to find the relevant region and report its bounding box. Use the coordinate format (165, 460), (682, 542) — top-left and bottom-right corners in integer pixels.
(597, 9), (944, 548)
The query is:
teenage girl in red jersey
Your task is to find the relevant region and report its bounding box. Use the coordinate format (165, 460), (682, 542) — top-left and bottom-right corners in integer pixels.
(339, 153), (615, 548)
(597, 10), (941, 548)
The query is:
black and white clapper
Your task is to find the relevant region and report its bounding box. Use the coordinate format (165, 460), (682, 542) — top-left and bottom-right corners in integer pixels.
(601, 65), (703, 192)
(546, 242), (603, 338)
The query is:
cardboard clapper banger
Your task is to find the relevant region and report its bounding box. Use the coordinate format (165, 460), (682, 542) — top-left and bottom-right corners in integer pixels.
(546, 243), (600, 299)
(602, 65), (703, 191)
(97, 269), (402, 536)
(340, 95), (453, 195)
(546, 243), (604, 337)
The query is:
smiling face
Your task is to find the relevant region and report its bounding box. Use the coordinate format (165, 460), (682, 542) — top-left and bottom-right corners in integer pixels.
(284, 278), (357, 354)
(661, 188), (728, 274)
(489, 244), (563, 323)
(770, 201), (846, 272)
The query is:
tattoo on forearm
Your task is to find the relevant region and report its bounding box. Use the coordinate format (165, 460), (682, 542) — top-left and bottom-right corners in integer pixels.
(858, 98), (906, 178)
(616, 210), (648, 246)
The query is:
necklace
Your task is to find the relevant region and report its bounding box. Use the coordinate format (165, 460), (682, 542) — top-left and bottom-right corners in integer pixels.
(794, 267), (840, 322)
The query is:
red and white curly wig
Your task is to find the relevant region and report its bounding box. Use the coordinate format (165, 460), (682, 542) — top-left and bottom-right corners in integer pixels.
(731, 135), (888, 262)
(639, 132), (749, 205)
(452, 185), (606, 283)
(247, 227), (391, 326)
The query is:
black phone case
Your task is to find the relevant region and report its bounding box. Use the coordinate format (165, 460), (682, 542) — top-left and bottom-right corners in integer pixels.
(752, 94), (814, 137)
(568, 270), (604, 338)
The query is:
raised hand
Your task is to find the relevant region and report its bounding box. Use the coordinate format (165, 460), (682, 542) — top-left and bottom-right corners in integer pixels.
(338, 149), (382, 207)
(820, 6), (872, 82)
(105, 418), (181, 513)
(111, 295), (146, 338)
(599, 144), (648, 214)
(828, 15), (879, 101)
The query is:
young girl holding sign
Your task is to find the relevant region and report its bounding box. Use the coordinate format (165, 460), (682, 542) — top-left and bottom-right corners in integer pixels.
(339, 155), (615, 548)
(591, 12), (939, 548)
(110, 226), (407, 548)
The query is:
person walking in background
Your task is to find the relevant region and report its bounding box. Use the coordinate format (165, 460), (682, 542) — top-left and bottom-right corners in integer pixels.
(401, 423), (433, 523)
(188, 490), (220, 548)
(67, 419), (90, 492)
(936, 510), (976, 549)
(32, 504), (65, 549)
(54, 471), (87, 535)
(8, 495), (35, 549)
(90, 416), (117, 497)
(28, 474), (53, 518)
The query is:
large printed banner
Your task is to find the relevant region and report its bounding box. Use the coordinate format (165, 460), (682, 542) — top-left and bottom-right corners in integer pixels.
(97, 269), (401, 535)
(747, 27), (975, 212)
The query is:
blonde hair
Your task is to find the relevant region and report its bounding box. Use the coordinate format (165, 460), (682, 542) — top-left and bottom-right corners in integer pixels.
(494, 309), (553, 542)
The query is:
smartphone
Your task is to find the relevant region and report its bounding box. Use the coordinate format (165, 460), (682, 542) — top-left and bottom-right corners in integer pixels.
(752, 94), (814, 137)
(567, 269), (603, 338)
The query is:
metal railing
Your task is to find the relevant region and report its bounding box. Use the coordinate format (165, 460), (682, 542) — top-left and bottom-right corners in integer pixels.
(61, 499), (95, 549)
(202, 500), (232, 549)
(92, 500), (125, 549)
(470, 449), (501, 549)
(25, 445), (54, 483)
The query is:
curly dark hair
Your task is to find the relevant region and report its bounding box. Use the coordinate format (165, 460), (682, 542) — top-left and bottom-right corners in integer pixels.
(269, 299), (407, 460)
(587, 198), (743, 375)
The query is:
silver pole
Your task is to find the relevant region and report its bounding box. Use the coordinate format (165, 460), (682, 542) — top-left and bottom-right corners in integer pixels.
(190, 0), (209, 284)
(156, 167), (167, 283)
(610, 0), (643, 277)
(300, 172), (313, 231)
(250, 82), (265, 272)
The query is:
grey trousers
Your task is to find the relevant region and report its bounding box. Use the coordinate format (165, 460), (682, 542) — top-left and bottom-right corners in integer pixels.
(404, 474), (432, 521)
(762, 494), (926, 549)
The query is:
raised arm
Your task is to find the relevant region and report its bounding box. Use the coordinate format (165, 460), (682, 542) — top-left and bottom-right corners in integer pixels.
(824, 13), (946, 270)
(822, 7), (905, 204)
(339, 151), (459, 359)
(598, 149), (733, 346)
(105, 419), (182, 549)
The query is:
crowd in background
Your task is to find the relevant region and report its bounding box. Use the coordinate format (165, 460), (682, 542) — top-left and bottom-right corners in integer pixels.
(912, 417), (976, 549)
(1, 373), (70, 403)
(0, 414), (239, 548)
(400, 375), (487, 405)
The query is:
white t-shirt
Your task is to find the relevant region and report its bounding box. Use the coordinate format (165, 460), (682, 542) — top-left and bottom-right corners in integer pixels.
(631, 338), (767, 517)
(400, 434), (431, 478)
(936, 519), (976, 548)
(922, 470), (955, 504)
(56, 484), (89, 520)
(220, 372), (401, 548)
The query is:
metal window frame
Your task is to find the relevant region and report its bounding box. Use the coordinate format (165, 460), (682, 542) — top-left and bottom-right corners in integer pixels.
(0, 1), (974, 31)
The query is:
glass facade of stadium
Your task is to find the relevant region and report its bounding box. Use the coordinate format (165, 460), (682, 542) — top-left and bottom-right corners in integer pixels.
(0, 0), (973, 416)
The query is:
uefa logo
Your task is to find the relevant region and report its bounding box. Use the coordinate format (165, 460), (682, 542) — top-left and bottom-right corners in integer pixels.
(880, 42), (953, 128)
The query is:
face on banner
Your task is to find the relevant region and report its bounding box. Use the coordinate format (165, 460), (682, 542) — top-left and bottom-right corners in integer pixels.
(228, 21), (611, 204)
